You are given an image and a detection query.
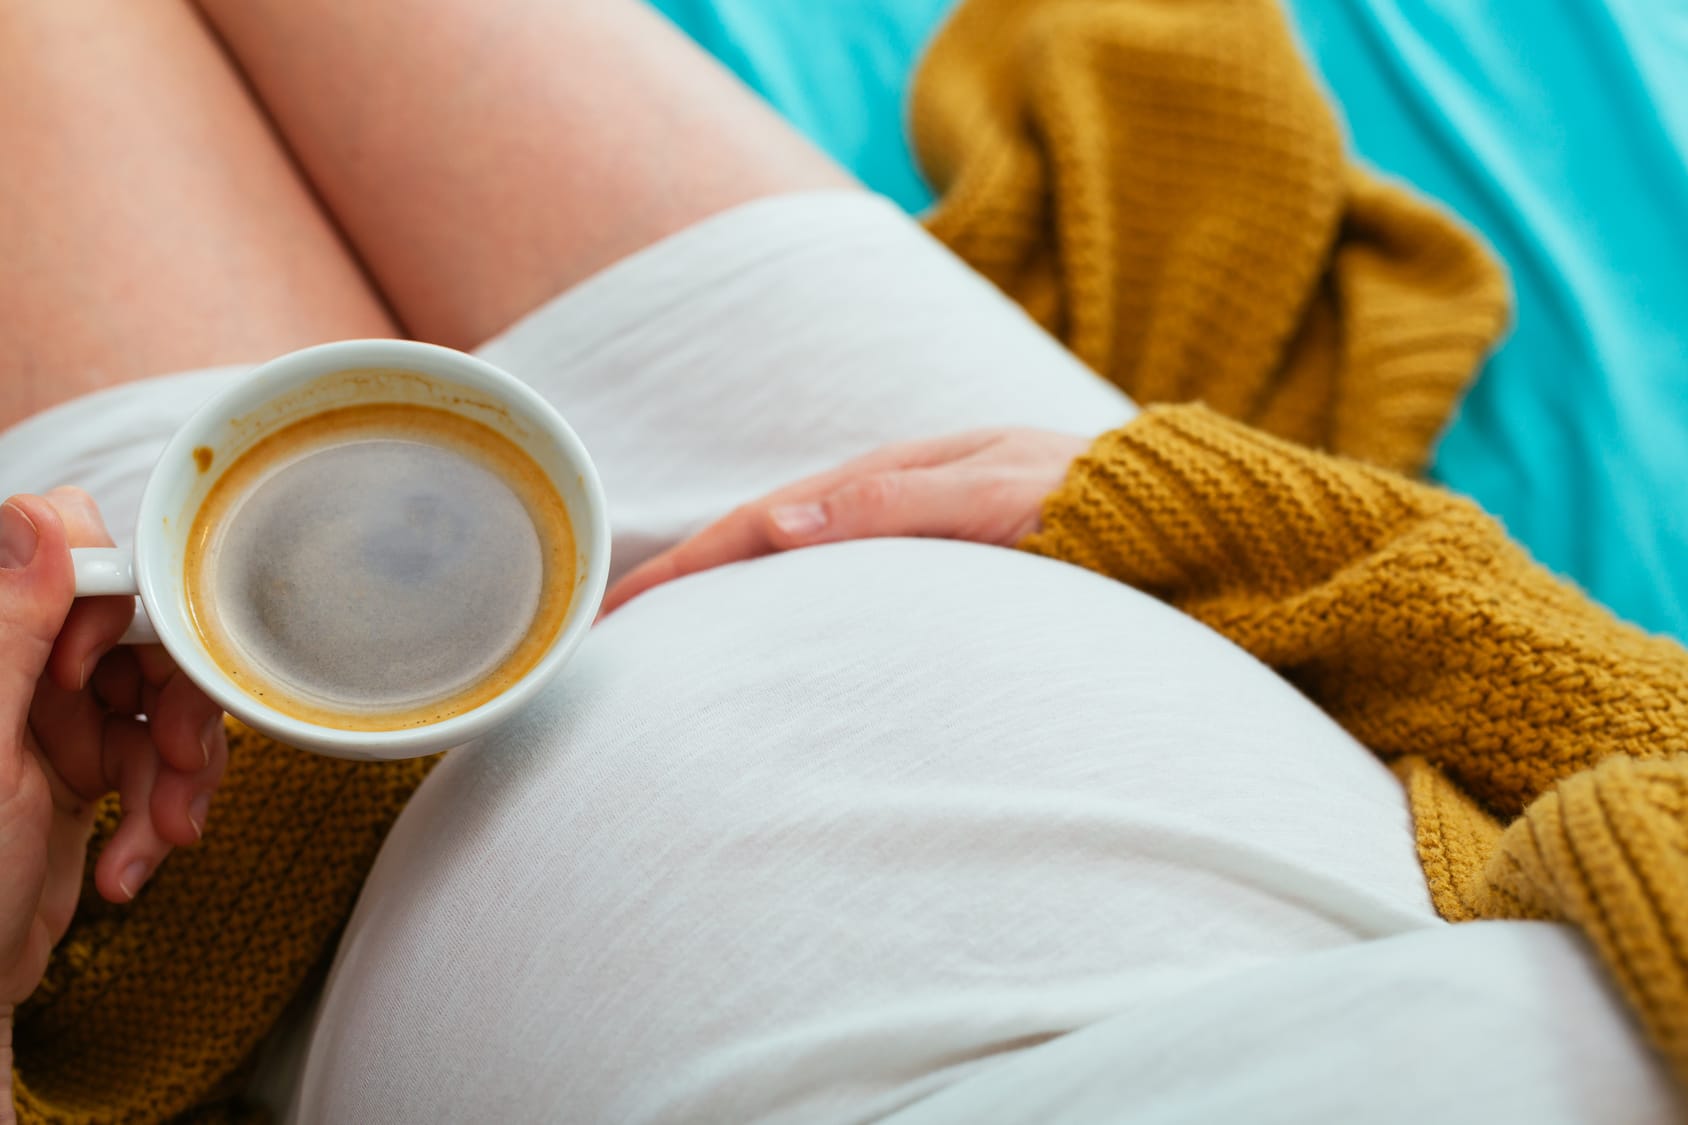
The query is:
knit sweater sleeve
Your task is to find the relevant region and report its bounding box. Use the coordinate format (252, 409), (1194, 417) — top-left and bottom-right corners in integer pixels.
(1020, 404), (1688, 818)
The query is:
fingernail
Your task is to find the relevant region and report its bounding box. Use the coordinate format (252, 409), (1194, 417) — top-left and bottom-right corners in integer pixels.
(199, 715), (224, 768)
(118, 859), (150, 900)
(189, 792), (211, 841)
(771, 503), (828, 537)
(0, 501), (39, 570)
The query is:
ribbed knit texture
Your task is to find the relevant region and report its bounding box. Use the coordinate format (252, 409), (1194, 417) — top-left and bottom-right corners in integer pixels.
(1024, 404), (1688, 1086)
(11, 731), (434, 1123)
(913, 0), (1509, 475)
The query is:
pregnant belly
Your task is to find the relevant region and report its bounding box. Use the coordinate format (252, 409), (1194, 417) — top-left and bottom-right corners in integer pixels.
(280, 539), (1441, 1123)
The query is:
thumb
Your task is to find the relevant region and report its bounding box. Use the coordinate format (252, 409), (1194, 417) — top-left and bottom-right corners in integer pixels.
(766, 470), (970, 548)
(0, 496), (75, 751)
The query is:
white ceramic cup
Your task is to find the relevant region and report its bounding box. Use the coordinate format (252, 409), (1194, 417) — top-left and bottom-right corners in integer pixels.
(68, 339), (610, 761)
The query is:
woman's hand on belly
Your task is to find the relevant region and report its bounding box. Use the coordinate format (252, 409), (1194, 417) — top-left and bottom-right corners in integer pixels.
(601, 428), (1090, 614)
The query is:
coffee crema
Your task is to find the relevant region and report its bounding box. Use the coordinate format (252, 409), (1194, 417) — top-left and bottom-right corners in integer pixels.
(184, 402), (576, 731)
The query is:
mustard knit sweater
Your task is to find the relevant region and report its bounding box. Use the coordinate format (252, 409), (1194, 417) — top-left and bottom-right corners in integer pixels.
(14, 0), (1688, 1119)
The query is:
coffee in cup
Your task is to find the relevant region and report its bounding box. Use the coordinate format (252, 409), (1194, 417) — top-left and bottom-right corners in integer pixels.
(183, 396), (576, 731)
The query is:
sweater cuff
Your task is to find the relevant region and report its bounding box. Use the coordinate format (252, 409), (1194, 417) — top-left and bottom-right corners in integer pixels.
(1020, 403), (1447, 598)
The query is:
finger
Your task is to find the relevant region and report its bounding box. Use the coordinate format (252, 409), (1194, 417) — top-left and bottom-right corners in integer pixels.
(602, 504), (779, 616)
(599, 558), (680, 619)
(90, 646), (144, 715)
(27, 673), (114, 802)
(32, 730), (100, 941)
(150, 669), (224, 774)
(150, 716), (226, 846)
(41, 487), (131, 694)
(93, 718), (172, 903)
(133, 643), (178, 687)
(141, 680), (163, 723)
(766, 469), (973, 548)
(48, 596), (135, 694)
(134, 642), (180, 732)
(0, 495), (75, 754)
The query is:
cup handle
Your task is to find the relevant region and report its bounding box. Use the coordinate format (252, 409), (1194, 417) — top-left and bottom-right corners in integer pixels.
(71, 547), (160, 645)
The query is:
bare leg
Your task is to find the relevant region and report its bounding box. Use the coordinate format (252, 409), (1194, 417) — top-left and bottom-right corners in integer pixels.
(190, 0), (854, 351)
(0, 1), (399, 432)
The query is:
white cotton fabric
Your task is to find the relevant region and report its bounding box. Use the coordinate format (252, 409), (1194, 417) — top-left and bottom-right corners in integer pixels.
(0, 192), (1675, 1123)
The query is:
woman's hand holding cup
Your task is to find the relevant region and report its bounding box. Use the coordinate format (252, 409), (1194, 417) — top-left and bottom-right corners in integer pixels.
(2, 489), (225, 1020)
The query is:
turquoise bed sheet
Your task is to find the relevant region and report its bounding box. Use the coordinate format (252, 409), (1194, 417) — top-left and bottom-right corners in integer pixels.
(647, 0), (1688, 642)
(648, 0), (952, 213)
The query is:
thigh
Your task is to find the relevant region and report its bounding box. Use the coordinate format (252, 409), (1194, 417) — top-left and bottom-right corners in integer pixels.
(0, 1), (397, 432)
(190, 0), (1126, 578)
(192, 0), (853, 350)
(277, 542), (1444, 1123)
